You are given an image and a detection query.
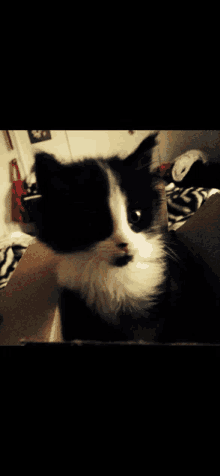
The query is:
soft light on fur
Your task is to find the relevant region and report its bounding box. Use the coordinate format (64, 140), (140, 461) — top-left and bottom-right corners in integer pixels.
(56, 165), (167, 322)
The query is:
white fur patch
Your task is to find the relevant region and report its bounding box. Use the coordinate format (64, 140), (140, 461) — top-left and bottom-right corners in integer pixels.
(56, 165), (166, 323)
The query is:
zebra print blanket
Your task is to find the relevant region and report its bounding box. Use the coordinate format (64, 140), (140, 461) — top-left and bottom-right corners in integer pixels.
(166, 183), (220, 231)
(0, 232), (34, 291)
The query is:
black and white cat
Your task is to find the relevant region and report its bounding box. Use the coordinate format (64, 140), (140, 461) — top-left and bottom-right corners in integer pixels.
(34, 133), (220, 343)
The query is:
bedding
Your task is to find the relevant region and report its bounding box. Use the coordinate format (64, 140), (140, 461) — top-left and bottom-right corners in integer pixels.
(165, 183), (220, 231)
(163, 149), (220, 230)
(0, 232), (35, 290)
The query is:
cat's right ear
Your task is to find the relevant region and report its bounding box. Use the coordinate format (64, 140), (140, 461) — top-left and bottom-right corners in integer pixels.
(123, 132), (159, 171)
(34, 152), (62, 192)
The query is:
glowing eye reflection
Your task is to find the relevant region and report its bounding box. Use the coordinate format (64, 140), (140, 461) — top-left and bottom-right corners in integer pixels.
(129, 210), (142, 224)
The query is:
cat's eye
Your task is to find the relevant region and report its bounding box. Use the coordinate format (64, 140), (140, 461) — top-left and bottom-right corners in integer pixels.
(129, 210), (142, 224)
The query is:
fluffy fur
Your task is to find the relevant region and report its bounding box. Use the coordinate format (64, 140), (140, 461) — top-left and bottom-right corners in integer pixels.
(34, 133), (220, 343)
(56, 164), (166, 322)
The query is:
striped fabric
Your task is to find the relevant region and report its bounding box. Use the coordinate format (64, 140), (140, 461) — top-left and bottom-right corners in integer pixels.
(166, 182), (220, 231)
(0, 232), (35, 290)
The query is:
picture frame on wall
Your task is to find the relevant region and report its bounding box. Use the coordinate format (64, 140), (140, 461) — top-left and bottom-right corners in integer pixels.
(27, 130), (51, 144)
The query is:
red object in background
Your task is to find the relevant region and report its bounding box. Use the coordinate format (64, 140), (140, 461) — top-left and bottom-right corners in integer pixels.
(159, 162), (171, 177)
(10, 159), (27, 223)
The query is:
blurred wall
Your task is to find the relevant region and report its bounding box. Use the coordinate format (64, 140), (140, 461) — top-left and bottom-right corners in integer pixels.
(155, 130), (220, 169)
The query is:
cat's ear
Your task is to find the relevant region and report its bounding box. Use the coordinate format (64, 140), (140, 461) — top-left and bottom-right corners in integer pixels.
(34, 152), (62, 192)
(123, 132), (158, 170)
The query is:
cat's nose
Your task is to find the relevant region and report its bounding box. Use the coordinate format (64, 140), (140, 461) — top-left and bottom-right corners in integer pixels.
(117, 242), (129, 253)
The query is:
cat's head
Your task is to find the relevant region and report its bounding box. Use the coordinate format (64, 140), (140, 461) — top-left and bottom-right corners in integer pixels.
(34, 132), (164, 259)
(34, 133), (167, 314)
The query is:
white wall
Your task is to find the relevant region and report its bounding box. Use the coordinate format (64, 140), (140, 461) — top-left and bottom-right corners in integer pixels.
(158, 130), (220, 167)
(11, 130), (71, 174)
(66, 130), (156, 161)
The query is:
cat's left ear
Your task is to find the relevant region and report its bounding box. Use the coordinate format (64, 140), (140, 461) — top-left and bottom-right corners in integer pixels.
(123, 132), (159, 170)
